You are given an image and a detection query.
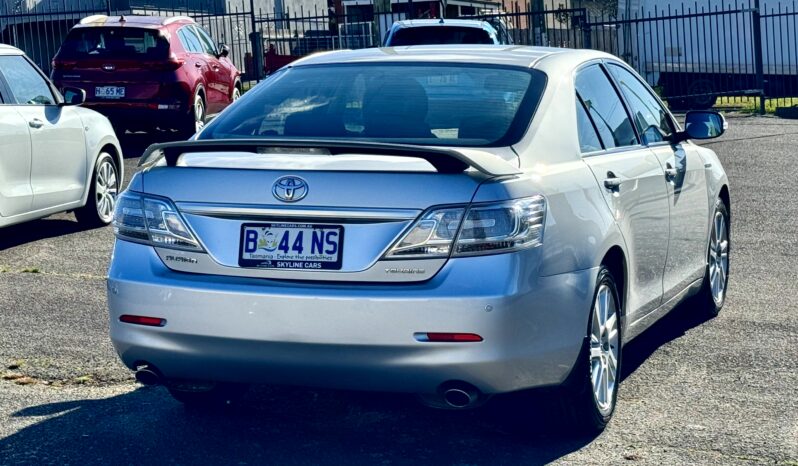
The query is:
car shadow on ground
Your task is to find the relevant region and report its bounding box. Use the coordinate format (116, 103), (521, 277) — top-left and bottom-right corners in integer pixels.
(620, 296), (715, 381)
(0, 217), (103, 251)
(0, 299), (716, 465)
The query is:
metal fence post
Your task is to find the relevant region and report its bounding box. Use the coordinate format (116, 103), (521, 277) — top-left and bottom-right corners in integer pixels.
(249, 0), (263, 82)
(752, 0), (766, 114)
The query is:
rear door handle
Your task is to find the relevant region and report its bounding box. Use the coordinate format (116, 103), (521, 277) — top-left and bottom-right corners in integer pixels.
(604, 171), (621, 190)
(664, 163), (678, 180)
(28, 118), (43, 129)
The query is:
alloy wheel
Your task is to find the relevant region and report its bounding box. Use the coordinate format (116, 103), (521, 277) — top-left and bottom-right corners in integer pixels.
(590, 283), (620, 416)
(232, 87), (241, 101)
(709, 210), (730, 305)
(194, 96), (205, 133)
(95, 158), (118, 223)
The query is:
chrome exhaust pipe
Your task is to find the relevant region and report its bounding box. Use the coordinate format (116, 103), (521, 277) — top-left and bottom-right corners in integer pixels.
(134, 365), (161, 386)
(443, 385), (479, 408)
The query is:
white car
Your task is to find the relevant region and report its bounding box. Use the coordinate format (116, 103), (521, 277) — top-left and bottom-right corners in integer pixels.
(0, 44), (123, 228)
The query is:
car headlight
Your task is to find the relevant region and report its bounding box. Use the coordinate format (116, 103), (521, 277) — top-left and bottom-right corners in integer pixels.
(113, 191), (202, 251)
(384, 195), (545, 259)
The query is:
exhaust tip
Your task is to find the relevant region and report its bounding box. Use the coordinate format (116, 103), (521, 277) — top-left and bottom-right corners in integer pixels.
(134, 365), (161, 386)
(443, 388), (475, 408)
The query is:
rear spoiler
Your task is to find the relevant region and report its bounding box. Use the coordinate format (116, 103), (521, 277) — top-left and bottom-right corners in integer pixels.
(138, 139), (521, 177)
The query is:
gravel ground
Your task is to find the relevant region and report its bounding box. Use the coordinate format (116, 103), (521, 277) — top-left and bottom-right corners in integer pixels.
(0, 118), (796, 465)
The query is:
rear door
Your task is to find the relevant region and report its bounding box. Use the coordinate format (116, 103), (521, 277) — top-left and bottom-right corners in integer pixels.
(0, 55), (86, 210)
(192, 25), (231, 112)
(0, 71), (33, 218)
(606, 63), (711, 300)
(576, 63), (671, 321)
(192, 26), (232, 113)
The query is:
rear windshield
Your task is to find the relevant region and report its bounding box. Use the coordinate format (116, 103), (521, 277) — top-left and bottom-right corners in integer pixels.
(59, 27), (169, 59)
(388, 26), (495, 46)
(200, 64), (547, 147)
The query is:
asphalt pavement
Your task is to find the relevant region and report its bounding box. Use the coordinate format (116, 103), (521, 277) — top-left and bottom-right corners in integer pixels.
(0, 118), (796, 465)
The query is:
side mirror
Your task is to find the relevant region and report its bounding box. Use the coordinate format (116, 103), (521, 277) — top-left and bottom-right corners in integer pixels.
(218, 44), (230, 58)
(675, 111), (727, 142)
(60, 86), (86, 106)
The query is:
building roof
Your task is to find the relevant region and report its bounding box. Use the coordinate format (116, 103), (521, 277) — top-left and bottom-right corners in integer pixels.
(291, 45), (575, 69)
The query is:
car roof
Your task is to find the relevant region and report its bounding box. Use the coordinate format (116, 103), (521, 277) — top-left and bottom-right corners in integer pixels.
(73, 14), (195, 29)
(0, 44), (24, 56)
(392, 19), (491, 29)
(290, 45), (613, 71)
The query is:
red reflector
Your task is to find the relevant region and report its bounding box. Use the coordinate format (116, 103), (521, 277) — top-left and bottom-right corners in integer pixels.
(119, 315), (166, 327)
(416, 332), (483, 342)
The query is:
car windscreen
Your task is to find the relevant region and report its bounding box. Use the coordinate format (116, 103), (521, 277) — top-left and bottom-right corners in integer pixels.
(200, 64), (547, 147)
(58, 27), (169, 59)
(388, 26), (495, 45)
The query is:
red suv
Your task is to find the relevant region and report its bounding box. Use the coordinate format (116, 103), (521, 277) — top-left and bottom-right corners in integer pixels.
(52, 15), (241, 136)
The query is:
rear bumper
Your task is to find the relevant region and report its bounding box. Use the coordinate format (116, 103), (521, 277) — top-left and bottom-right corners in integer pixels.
(107, 240), (596, 394)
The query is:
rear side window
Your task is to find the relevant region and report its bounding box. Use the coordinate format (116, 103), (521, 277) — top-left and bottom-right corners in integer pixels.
(576, 97), (603, 153)
(0, 55), (55, 105)
(178, 26), (203, 53)
(607, 63), (674, 144)
(59, 27), (169, 59)
(575, 64), (637, 150)
(388, 27), (495, 46)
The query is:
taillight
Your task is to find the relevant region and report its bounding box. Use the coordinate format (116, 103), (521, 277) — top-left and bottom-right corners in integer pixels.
(150, 54), (184, 71)
(51, 60), (76, 70)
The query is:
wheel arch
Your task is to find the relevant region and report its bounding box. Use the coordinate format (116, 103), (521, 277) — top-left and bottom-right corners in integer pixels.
(195, 84), (206, 103)
(600, 245), (627, 324)
(100, 142), (122, 176)
(718, 184), (730, 220)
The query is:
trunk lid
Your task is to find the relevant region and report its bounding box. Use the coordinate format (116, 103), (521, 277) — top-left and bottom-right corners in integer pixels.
(137, 140), (518, 281)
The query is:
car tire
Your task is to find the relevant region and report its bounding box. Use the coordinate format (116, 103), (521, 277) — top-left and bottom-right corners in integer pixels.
(696, 198), (730, 316)
(75, 152), (119, 227)
(179, 92), (206, 138)
(559, 266), (622, 433)
(232, 84), (241, 102)
(167, 383), (249, 409)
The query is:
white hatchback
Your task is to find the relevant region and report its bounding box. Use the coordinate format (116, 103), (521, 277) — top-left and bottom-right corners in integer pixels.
(0, 44), (123, 228)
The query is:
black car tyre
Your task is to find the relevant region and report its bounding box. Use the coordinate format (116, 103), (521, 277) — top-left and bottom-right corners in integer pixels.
(179, 92), (206, 138)
(696, 198), (730, 316)
(75, 152), (118, 226)
(560, 266), (622, 433)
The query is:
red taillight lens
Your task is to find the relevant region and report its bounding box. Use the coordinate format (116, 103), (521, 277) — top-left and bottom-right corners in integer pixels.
(52, 60), (77, 70)
(148, 54), (184, 71)
(414, 332), (483, 342)
(119, 315), (166, 327)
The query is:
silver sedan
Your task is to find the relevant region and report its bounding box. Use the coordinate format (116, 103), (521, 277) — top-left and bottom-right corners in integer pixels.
(107, 46), (730, 432)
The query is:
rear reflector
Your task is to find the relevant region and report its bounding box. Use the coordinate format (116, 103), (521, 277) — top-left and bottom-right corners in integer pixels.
(414, 332), (483, 342)
(119, 315), (166, 327)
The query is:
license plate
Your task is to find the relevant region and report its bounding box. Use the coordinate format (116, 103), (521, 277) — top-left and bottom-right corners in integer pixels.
(239, 223), (344, 270)
(95, 86), (125, 98)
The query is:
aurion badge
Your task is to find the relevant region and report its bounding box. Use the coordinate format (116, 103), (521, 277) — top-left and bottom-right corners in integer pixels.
(272, 176), (308, 202)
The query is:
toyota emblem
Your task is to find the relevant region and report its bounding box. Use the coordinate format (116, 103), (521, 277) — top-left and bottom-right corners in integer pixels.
(272, 176), (308, 202)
